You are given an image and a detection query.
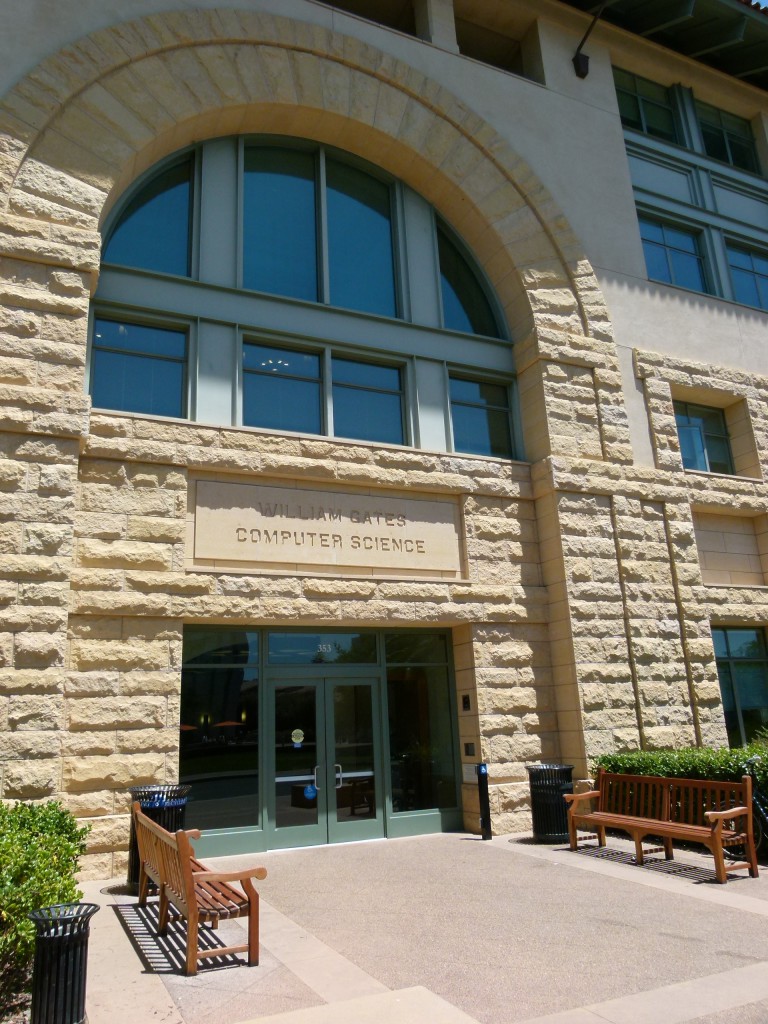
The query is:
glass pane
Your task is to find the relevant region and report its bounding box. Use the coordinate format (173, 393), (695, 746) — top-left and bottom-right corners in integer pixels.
(677, 423), (707, 471)
(93, 319), (186, 359)
(753, 252), (768, 275)
(712, 629), (728, 659)
(669, 250), (705, 291)
(639, 219), (664, 243)
(726, 630), (764, 659)
(332, 358), (400, 391)
(716, 663), (744, 747)
(243, 147), (318, 301)
(695, 406), (727, 434)
(449, 377), (507, 408)
(729, 137), (758, 174)
(268, 632), (377, 665)
(665, 227), (698, 254)
(733, 663), (768, 709)
(91, 349), (185, 418)
(385, 633), (448, 664)
(333, 685), (375, 823)
(243, 373), (322, 434)
(326, 160), (396, 317)
(333, 385), (404, 444)
(438, 228), (499, 337)
(637, 79), (670, 105)
(612, 68), (635, 91)
(642, 240), (672, 283)
(180, 665), (259, 829)
(183, 627), (259, 666)
(104, 158), (192, 277)
(644, 103), (677, 143)
(705, 435), (733, 474)
(617, 92), (642, 131)
(722, 111), (752, 138)
(243, 344), (320, 379)
(274, 686), (318, 828)
(452, 403), (512, 458)
(731, 268), (760, 307)
(727, 247), (753, 271)
(758, 277), (768, 311)
(388, 665), (457, 812)
(700, 125), (729, 164)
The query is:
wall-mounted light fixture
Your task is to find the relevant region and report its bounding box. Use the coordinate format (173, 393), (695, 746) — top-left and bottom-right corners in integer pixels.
(572, 1), (611, 78)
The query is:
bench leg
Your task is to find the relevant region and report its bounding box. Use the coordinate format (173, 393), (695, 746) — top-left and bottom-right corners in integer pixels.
(158, 886), (170, 935)
(568, 813), (578, 851)
(185, 915), (199, 976)
(596, 825), (606, 848)
(137, 864), (149, 906)
(712, 842), (728, 884)
(248, 893), (260, 967)
(632, 832), (645, 865)
(663, 837), (674, 861)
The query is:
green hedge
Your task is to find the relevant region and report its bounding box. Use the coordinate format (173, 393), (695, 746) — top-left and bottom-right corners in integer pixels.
(593, 743), (768, 791)
(0, 801), (90, 998)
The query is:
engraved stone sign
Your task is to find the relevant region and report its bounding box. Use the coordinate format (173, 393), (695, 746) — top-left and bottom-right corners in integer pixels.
(193, 479), (463, 575)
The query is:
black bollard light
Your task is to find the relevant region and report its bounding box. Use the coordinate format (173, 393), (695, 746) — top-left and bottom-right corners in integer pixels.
(477, 762), (492, 840)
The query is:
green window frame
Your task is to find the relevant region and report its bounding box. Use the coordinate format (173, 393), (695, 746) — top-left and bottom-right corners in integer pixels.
(695, 102), (759, 175)
(242, 341), (407, 446)
(449, 375), (514, 459)
(639, 218), (708, 293)
(727, 245), (768, 311)
(612, 68), (678, 143)
(713, 628), (768, 747)
(673, 400), (734, 475)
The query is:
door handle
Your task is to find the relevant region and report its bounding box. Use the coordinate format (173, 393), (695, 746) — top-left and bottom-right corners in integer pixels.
(335, 763), (343, 789)
(313, 765), (321, 791)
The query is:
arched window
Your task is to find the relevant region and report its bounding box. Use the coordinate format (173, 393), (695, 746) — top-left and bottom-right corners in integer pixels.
(95, 138), (519, 459)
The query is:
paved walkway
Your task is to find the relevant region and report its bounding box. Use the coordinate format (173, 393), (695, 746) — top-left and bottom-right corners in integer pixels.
(82, 833), (768, 1024)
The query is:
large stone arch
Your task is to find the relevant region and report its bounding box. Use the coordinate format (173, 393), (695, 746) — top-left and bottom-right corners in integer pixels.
(0, 8), (633, 463)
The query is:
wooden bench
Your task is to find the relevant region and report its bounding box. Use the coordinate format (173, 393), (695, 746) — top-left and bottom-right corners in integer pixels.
(133, 802), (268, 975)
(565, 769), (759, 884)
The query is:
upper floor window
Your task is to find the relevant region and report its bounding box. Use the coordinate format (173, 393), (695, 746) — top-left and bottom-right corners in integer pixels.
(95, 137), (516, 459)
(103, 157), (192, 277)
(673, 400), (733, 475)
(613, 69), (677, 143)
(713, 627), (768, 747)
(727, 245), (768, 311)
(449, 376), (513, 458)
(695, 102), (759, 175)
(91, 318), (187, 418)
(639, 218), (707, 293)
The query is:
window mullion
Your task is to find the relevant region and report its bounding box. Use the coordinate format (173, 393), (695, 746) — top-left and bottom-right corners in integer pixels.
(318, 148), (330, 306)
(323, 347), (333, 437)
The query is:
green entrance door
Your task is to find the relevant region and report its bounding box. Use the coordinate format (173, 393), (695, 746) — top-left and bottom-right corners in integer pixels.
(267, 676), (384, 849)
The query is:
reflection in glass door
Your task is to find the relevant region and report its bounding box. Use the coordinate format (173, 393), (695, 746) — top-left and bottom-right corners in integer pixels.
(268, 678), (383, 849)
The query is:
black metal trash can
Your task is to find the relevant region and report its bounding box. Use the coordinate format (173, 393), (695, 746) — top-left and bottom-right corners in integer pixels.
(29, 903), (99, 1024)
(126, 784), (190, 890)
(526, 763), (574, 843)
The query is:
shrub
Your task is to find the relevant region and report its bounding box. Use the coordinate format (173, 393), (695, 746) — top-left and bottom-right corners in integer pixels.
(0, 801), (90, 993)
(592, 742), (768, 791)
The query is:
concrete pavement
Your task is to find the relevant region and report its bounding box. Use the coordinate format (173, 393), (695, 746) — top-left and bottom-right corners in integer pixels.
(81, 833), (768, 1024)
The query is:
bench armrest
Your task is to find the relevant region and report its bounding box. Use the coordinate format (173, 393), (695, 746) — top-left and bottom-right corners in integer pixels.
(705, 806), (749, 824)
(564, 790), (599, 807)
(192, 867), (268, 884)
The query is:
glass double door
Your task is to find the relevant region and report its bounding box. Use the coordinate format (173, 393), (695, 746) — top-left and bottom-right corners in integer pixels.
(267, 674), (384, 848)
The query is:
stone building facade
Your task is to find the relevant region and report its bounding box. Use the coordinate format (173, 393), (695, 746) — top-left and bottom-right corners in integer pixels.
(0, 0), (766, 877)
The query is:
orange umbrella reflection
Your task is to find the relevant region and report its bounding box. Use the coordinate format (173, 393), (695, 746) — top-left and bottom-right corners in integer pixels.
(179, 724), (197, 731)
(214, 720), (242, 727)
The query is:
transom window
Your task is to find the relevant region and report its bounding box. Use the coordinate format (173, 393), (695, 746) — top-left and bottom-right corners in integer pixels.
(94, 137), (517, 459)
(714, 628), (768, 747)
(639, 218), (707, 293)
(673, 401), (733, 475)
